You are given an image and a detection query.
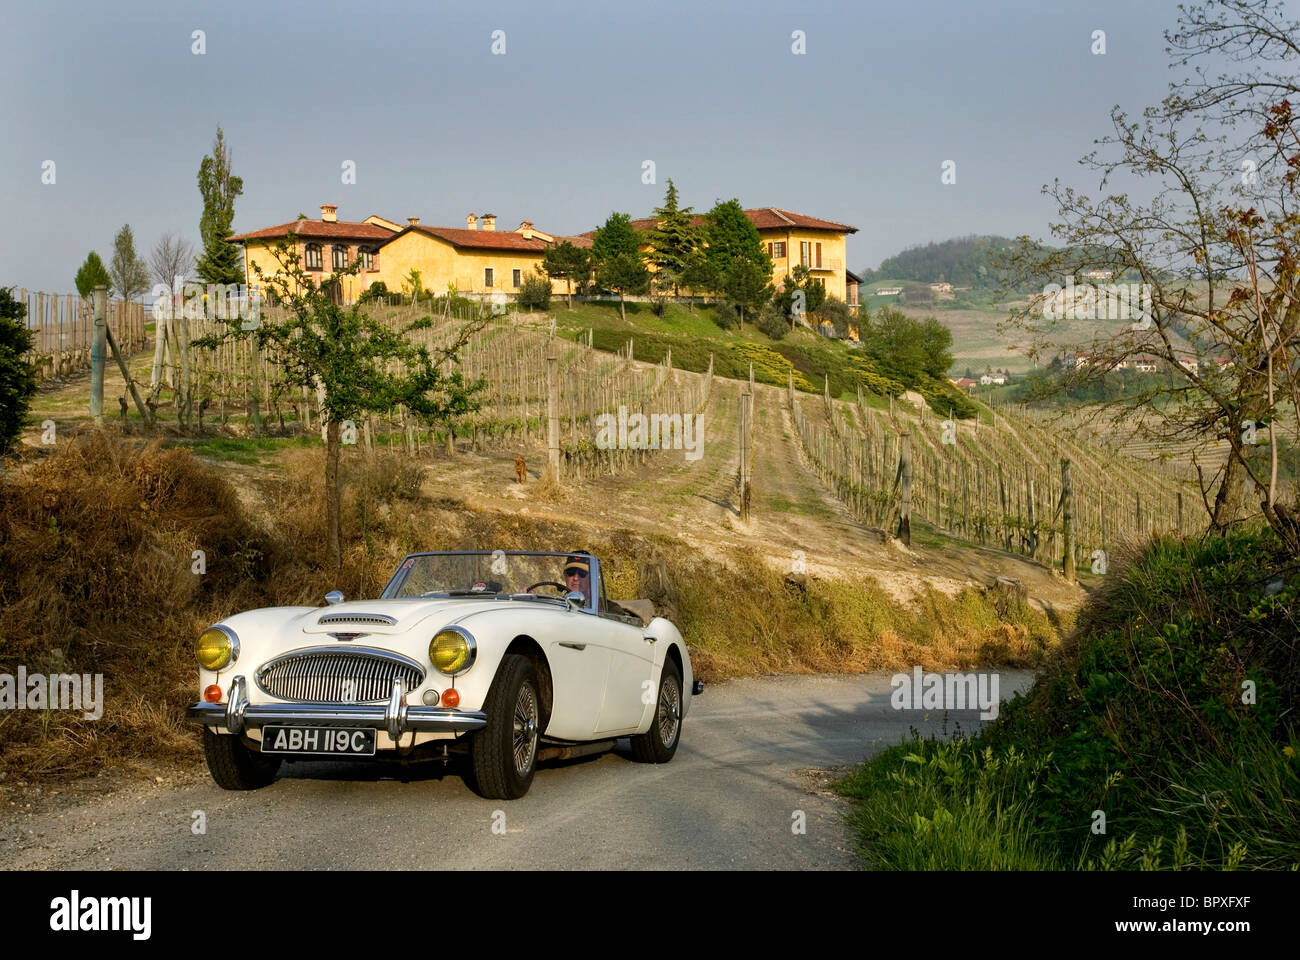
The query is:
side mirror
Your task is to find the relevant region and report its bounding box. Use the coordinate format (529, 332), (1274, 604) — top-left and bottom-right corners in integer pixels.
(565, 591), (585, 611)
(325, 590), (345, 605)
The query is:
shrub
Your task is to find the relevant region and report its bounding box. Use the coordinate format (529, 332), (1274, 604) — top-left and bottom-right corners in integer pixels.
(517, 269), (553, 311)
(711, 302), (738, 331)
(756, 302), (789, 340)
(815, 297), (852, 339)
(0, 287), (36, 455)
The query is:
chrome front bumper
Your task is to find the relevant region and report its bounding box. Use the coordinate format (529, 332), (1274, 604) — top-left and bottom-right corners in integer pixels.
(186, 676), (488, 742)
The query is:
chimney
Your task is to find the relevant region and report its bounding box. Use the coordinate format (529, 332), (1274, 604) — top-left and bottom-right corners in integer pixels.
(518, 220), (534, 239)
(407, 217), (420, 226)
(466, 214), (478, 230)
(481, 213), (496, 231)
(320, 204), (338, 223)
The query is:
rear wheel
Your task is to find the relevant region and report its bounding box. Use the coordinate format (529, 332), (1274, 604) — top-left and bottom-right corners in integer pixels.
(202, 728), (282, 790)
(630, 661), (682, 763)
(470, 655), (540, 799)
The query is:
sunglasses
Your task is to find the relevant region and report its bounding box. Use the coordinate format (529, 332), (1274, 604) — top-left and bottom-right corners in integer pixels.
(564, 568), (589, 578)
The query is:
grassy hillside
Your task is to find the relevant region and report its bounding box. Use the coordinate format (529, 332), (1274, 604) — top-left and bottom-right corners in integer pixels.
(836, 527), (1300, 870)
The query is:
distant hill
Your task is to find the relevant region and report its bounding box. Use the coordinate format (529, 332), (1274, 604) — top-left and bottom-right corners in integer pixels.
(860, 235), (1042, 291)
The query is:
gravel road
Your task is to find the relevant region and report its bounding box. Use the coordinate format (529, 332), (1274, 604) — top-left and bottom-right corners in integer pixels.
(0, 671), (1034, 871)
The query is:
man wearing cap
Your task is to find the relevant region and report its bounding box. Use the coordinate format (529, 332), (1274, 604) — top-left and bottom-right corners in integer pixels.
(562, 551), (592, 605)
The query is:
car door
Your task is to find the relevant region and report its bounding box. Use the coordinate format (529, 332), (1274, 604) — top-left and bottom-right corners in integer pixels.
(540, 608), (613, 741)
(591, 614), (655, 735)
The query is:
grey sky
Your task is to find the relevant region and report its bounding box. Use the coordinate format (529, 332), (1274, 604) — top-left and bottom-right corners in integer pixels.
(1, 0), (1187, 292)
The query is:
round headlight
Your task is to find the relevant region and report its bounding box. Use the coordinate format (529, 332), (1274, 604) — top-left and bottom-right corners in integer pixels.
(429, 627), (475, 675)
(196, 625), (238, 671)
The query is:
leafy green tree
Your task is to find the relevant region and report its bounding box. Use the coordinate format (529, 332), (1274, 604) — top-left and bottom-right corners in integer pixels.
(720, 260), (773, 329)
(0, 287), (36, 456)
(541, 241), (592, 310)
(815, 297), (853, 339)
(193, 242), (486, 570)
(774, 264), (827, 325)
(109, 224), (150, 302)
(678, 249), (715, 312)
(74, 252), (111, 298)
(646, 179), (701, 295)
(195, 126), (245, 285)
(861, 306), (928, 382)
(919, 316), (954, 378)
(517, 268), (553, 311)
(592, 212), (650, 320)
(756, 302), (788, 340)
(703, 198), (772, 281)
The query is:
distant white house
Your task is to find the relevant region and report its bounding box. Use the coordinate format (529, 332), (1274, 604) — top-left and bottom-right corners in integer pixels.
(980, 373), (1007, 385)
(1084, 269), (1114, 280)
(875, 286), (902, 296)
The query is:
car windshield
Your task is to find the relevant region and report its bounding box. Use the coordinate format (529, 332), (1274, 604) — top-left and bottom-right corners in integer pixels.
(380, 551), (596, 602)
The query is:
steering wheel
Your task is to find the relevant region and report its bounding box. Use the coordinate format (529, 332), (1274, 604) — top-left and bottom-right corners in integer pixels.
(525, 580), (567, 595)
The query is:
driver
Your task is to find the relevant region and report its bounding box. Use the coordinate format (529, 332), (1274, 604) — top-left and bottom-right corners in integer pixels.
(563, 551), (592, 604)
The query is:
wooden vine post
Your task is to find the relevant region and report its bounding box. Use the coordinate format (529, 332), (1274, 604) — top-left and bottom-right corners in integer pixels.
(546, 355), (560, 482)
(1062, 459), (1075, 581)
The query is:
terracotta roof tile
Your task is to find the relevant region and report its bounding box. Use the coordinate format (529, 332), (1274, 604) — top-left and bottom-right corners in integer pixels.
(228, 219), (396, 243)
(579, 208), (857, 238)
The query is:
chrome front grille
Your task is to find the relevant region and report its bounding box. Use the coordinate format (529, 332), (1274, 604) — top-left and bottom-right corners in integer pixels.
(256, 648), (424, 703)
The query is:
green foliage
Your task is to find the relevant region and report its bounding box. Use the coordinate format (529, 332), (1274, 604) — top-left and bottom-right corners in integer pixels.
(814, 297), (852, 339)
(645, 179), (701, 293)
(0, 287), (36, 456)
(730, 341), (812, 390)
(774, 264), (827, 320)
(710, 301), (738, 331)
(859, 306), (954, 384)
(195, 125), (245, 285)
(517, 268), (553, 311)
(358, 281), (401, 305)
(541, 241), (593, 303)
(839, 527), (1300, 870)
(756, 302), (789, 340)
(719, 259), (773, 326)
(74, 251), (111, 298)
(702, 199), (771, 279)
(591, 212), (641, 262)
(109, 224), (149, 302)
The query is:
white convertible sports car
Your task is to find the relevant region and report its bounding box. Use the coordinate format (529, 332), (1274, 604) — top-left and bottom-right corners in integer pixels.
(187, 550), (701, 799)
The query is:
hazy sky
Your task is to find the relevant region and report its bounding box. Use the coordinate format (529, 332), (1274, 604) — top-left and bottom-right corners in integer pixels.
(1, 0), (1189, 292)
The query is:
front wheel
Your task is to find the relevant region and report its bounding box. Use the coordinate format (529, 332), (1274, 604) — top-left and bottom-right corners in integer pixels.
(470, 654), (541, 799)
(202, 728), (282, 790)
(630, 661), (682, 763)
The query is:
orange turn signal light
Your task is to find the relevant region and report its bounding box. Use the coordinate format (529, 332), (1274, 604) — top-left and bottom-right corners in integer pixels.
(441, 688), (460, 708)
(203, 684), (223, 703)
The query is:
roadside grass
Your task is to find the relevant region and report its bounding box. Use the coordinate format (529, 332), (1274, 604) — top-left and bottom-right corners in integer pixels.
(0, 433), (1064, 785)
(836, 527), (1300, 870)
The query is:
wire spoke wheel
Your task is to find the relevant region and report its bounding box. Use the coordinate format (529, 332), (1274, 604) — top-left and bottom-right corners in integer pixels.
(513, 683), (539, 775)
(656, 672), (681, 748)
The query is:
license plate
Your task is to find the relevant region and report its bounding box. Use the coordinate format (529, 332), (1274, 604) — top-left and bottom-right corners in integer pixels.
(260, 726), (376, 756)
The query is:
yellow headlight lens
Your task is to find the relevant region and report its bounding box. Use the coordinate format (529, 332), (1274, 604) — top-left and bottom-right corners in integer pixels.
(196, 626), (235, 671)
(430, 630), (469, 674)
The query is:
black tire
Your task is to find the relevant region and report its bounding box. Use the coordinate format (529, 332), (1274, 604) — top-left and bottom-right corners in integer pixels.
(469, 654), (541, 800)
(202, 728), (282, 790)
(629, 660), (683, 764)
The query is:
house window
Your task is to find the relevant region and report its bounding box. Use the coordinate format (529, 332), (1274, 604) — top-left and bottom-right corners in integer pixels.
(332, 244), (349, 270)
(816, 243), (822, 268)
(305, 243), (322, 270)
(484, 268), (494, 288)
(359, 247), (375, 271)
(771, 241), (786, 259)
(800, 242), (810, 267)
(513, 268), (522, 288)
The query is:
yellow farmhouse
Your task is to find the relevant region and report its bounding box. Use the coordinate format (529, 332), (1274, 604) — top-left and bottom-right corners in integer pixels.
(228, 203), (858, 310)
